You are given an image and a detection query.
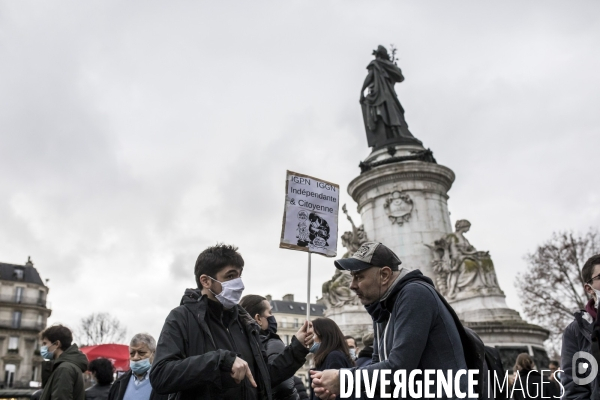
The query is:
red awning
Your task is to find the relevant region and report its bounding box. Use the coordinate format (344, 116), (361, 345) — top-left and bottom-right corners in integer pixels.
(80, 344), (130, 371)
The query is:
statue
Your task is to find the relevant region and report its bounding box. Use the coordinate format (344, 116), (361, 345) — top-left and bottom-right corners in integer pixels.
(321, 205), (368, 308)
(340, 204), (368, 257)
(427, 219), (502, 299)
(360, 45), (422, 150)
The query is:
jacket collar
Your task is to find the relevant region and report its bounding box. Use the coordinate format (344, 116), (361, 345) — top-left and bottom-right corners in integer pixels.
(575, 310), (593, 342)
(382, 269), (434, 311)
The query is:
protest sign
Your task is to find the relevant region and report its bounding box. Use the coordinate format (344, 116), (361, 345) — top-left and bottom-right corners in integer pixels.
(280, 170), (339, 257)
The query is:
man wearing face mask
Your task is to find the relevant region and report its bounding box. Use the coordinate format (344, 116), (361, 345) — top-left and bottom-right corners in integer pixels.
(311, 241), (472, 400)
(39, 324), (89, 400)
(561, 254), (600, 400)
(344, 336), (358, 361)
(150, 244), (313, 400)
(108, 333), (166, 400)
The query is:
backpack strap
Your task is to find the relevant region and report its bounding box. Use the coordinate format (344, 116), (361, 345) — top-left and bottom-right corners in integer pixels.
(412, 281), (487, 397)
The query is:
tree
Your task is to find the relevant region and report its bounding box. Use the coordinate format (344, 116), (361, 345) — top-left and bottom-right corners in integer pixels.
(516, 229), (600, 356)
(78, 312), (127, 345)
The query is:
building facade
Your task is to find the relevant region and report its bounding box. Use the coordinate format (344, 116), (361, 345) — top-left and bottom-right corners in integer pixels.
(0, 258), (51, 388)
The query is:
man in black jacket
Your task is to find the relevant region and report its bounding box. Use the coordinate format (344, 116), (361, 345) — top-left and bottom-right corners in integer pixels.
(150, 244), (312, 400)
(562, 254), (600, 400)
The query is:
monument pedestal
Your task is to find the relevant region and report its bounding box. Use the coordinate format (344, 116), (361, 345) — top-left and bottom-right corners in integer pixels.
(348, 145), (454, 275)
(341, 144), (549, 368)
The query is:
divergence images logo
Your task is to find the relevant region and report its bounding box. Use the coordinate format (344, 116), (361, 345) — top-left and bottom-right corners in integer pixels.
(573, 351), (598, 385)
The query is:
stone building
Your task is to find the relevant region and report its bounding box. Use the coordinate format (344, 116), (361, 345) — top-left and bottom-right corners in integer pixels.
(267, 294), (325, 385)
(0, 258), (51, 388)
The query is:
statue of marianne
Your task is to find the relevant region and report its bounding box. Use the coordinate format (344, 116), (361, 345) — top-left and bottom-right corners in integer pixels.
(360, 45), (422, 150)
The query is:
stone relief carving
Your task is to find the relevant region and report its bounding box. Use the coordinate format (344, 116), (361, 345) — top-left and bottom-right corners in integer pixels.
(321, 204), (367, 309)
(383, 191), (413, 225)
(426, 219), (503, 300)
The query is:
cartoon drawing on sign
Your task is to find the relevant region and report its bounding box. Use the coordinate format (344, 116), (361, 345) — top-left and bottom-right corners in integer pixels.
(308, 213), (330, 249)
(296, 210), (310, 246)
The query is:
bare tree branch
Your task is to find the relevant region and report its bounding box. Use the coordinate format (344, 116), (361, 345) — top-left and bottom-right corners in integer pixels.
(516, 229), (600, 356)
(77, 312), (127, 346)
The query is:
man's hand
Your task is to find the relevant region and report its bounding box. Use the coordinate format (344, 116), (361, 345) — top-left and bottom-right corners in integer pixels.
(310, 369), (340, 400)
(295, 320), (314, 347)
(231, 357), (257, 387)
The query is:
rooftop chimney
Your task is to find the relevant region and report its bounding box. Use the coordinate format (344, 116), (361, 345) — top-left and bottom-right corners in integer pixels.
(283, 294), (294, 302)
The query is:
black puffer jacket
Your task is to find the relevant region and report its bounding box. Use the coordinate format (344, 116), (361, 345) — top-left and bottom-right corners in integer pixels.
(150, 289), (309, 400)
(292, 377), (308, 400)
(262, 331), (299, 400)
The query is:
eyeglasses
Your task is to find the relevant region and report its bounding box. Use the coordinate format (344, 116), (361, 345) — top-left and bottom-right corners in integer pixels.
(587, 273), (600, 284)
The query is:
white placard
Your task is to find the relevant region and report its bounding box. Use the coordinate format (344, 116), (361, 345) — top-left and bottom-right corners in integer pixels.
(279, 170), (339, 257)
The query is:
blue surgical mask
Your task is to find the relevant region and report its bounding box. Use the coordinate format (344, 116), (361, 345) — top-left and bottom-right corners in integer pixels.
(309, 342), (321, 354)
(40, 344), (56, 360)
(130, 358), (151, 375)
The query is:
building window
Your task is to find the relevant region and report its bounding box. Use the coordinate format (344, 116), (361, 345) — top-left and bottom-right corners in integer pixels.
(31, 366), (39, 382)
(294, 318), (299, 328)
(281, 318), (287, 328)
(14, 268), (24, 280)
(14, 287), (24, 303)
(12, 311), (22, 329)
(284, 335), (290, 345)
(8, 337), (18, 350)
(4, 364), (16, 388)
(38, 290), (45, 306)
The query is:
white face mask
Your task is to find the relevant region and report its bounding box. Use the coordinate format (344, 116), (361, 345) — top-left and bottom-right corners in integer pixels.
(209, 277), (245, 309)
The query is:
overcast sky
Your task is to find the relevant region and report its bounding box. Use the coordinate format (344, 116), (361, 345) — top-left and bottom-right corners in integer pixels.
(1, 1), (599, 342)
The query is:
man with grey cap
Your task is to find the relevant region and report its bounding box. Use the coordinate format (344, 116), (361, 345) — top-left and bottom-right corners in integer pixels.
(311, 241), (471, 400)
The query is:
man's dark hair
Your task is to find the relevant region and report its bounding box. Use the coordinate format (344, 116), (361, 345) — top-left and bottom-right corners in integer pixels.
(194, 244), (244, 287)
(39, 324), (72, 350)
(88, 358), (114, 385)
(549, 360), (560, 368)
(344, 335), (355, 342)
(582, 254), (600, 283)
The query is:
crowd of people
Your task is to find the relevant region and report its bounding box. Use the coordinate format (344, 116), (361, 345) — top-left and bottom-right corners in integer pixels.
(32, 243), (600, 400)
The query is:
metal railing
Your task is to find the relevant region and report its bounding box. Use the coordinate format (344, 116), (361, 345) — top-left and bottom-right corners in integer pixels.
(0, 294), (47, 307)
(0, 319), (44, 331)
(278, 322), (301, 329)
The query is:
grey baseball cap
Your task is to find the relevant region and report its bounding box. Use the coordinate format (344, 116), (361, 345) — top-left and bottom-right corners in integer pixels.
(334, 242), (402, 272)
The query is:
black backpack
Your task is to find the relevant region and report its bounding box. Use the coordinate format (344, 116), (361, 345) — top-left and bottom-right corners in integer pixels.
(433, 287), (502, 400)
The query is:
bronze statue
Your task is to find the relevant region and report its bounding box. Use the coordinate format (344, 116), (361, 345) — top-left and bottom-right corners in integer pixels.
(360, 45), (422, 150)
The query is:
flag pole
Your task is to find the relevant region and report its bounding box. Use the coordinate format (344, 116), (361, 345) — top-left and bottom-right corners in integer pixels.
(307, 250), (311, 322)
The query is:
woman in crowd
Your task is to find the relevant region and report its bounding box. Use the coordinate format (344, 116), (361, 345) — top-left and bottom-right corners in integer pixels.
(85, 357), (114, 400)
(308, 318), (355, 400)
(511, 352), (560, 399)
(240, 294), (300, 400)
